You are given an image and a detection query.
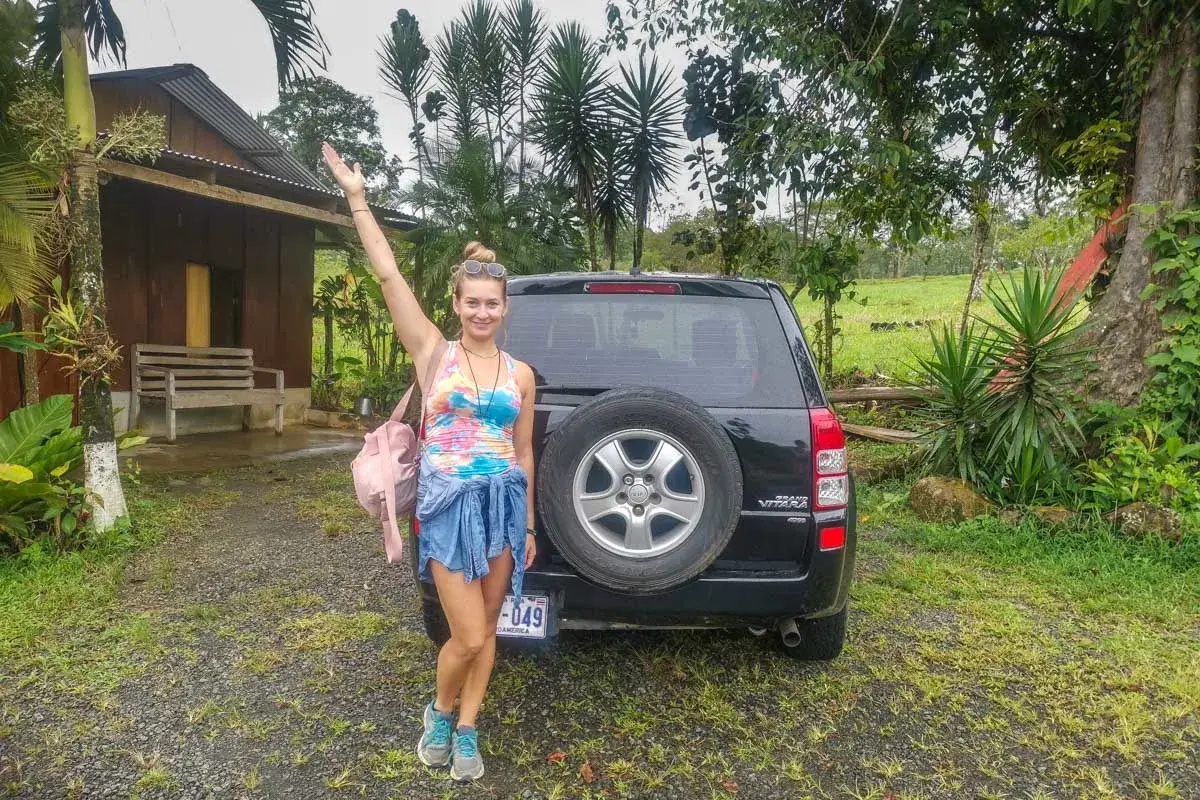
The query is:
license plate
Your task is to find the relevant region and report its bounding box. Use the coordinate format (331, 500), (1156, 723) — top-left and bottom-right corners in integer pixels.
(496, 594), (550, 639)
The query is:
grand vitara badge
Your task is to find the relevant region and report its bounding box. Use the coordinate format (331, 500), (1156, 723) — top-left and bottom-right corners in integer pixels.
(758, 495), (810, 510)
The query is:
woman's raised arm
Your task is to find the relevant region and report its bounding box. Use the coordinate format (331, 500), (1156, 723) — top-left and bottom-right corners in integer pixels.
(321, 142), (441, 372)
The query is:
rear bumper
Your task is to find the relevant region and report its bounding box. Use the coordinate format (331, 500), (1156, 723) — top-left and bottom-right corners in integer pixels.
(525, 522), (853, 625)
(412, 505), (857, 629)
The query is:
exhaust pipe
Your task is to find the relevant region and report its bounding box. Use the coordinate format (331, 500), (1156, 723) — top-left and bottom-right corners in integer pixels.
(778, 617), (801, 648)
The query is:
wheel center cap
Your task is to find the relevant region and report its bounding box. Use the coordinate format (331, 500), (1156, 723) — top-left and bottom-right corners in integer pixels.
(627, 484), (651, 504)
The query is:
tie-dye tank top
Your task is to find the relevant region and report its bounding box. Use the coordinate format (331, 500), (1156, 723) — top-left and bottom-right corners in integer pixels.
(421, 341), (521, 478)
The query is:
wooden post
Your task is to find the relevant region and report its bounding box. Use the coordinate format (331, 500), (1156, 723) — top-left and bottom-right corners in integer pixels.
(129, 344), (141, 431)
(274, 370), (284, 435)
(165, 369), (176, 443)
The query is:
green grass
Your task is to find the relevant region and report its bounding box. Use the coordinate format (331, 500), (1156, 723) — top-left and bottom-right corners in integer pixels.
(792, 272), (1002, 381)
(4, 452), (1197, 798)
(0, 478), (190, 699)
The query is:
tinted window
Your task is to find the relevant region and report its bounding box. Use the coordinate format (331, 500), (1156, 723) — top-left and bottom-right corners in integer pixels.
(501, 294), (805, 407)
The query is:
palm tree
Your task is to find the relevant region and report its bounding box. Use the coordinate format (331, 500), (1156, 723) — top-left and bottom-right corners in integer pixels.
(460, 0), (511, 174)
(433, 21), (478, 148)
(533, 22), (609, 270)
(611, 55), (683, 273)
(502, 0), (546, 190)
(400, 136), (579, 327)
(31, 0), (327, 531)
(592, 119), (632, 271)
(378, 9), (433, 183)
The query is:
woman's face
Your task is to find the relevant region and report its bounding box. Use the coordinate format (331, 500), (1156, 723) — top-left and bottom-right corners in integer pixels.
(453, 277), (507, 341)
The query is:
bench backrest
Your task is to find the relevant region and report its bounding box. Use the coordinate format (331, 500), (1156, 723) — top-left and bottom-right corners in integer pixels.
(133, 344), (255, 392)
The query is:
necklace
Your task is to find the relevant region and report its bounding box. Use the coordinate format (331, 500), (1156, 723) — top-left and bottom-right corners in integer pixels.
(460, 342), (500, 419)
(459, 342), (500, 358)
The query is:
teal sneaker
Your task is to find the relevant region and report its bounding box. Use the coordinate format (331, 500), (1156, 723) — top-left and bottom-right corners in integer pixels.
(450, 725), (485, 781)
(416, 702), (454, 767)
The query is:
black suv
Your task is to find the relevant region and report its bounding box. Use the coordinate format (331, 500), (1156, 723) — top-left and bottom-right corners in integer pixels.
(412, 271), (856, 660)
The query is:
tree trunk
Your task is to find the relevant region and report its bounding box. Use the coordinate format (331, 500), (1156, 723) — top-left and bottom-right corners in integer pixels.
(582, 193), (599, 271)
(518, 95), (527, 191)
(823, 297), (834, 384)
(13, 302), (40, 406)
(1084, 21), (1199, 406)
(62, 1), (127, 530)
(322, 309), (334, 379)
(960, 190), (992, 339)
(632, 189), (647, 273)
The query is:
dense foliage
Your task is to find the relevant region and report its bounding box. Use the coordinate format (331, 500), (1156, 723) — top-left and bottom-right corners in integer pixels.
(0, 395), (144, 554)
(911, 269), (1090, 504)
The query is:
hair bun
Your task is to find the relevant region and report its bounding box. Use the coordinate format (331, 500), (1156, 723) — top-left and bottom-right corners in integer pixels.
(462, 240), (497, 263)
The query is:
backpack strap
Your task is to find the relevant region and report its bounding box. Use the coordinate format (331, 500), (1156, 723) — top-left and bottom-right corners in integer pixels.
(388, 338), (449, 424)
(376, 420), (404, 561)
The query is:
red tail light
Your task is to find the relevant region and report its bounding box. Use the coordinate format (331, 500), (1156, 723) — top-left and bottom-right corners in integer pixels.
(810, 407), (848, 511)
(819, 526), (846, 550)
(584, 282), (681, 294)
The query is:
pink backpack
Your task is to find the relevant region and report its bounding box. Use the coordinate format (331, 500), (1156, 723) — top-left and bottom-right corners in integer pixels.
(351, 341), (446, 563)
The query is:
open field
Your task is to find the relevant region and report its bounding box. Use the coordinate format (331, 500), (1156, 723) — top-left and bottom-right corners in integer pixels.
(791, 273), (1004, 382)
(2, 451), (1196, 799)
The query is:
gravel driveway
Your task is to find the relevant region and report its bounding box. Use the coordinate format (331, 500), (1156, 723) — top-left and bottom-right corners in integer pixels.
(2, 454), (1196, 799)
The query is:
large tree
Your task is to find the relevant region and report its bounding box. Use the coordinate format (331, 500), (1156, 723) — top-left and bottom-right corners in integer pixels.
(1072, 2), (1197, 406)
(608, 0), (1195, 411)
(31, 0), (327, 530)
(261, 75), (401, 204)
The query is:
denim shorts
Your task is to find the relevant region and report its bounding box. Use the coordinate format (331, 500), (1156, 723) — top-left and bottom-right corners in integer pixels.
(414, 455), (528, 600)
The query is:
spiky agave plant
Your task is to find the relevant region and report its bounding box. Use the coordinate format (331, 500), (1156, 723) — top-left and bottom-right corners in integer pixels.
(909, 323), (996, 487)
(977, 267), (1091, 502)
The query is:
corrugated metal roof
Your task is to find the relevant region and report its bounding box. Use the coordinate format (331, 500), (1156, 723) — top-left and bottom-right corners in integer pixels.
(151, 148), (420, 229)
(93, 64), (421, 231)
(93, 64), (324, 190)
(156, 147), (340, 196)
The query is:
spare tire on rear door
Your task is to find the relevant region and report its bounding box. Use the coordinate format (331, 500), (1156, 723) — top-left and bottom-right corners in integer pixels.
(536, 387), (742, 594)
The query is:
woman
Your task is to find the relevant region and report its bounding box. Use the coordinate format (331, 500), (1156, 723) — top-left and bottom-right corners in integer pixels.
(322, 142), (537, 782)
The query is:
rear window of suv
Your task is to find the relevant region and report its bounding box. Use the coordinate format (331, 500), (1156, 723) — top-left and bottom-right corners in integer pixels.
(501, 293), (805, 407)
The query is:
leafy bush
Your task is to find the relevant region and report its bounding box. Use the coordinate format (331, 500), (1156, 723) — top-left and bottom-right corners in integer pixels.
(909, 268), (1090, 503)
(1081, 412), (1200, 514)
(1143, 206), (1200, 441)
(0, 395), (145, 555)
(1072, 207), (1200, 519)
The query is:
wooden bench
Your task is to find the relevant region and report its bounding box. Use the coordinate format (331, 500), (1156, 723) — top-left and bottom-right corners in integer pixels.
(130, 344), (285, 442)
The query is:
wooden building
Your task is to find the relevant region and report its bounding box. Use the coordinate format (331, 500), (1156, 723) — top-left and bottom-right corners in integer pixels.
(0, 64), (415, 436)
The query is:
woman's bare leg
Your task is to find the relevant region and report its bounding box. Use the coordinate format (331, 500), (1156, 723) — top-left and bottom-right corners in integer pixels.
(428, 560), (488, 714)
(457, 548), (514, 728)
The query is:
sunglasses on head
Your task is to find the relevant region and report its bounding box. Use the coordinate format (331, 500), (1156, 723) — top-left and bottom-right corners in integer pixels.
(462, 259), (507, 278)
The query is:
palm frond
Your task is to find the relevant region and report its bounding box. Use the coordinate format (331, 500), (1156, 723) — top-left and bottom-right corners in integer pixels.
(247, 0), (328, 88)
(33, 0), (126, 73)
(610, 54), (682, 268)
(377, 9), (431, 106)
(0, 159), (58, 306)
(433, 21), (478, 143)
(460, 0), (513, 131)
(612, 54), (684, 199)
(503, 0), (546, 85)
(532, 22), (610, 197)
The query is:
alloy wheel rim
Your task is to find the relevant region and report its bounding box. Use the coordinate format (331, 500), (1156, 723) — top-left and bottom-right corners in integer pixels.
(571, 429), (705, 559)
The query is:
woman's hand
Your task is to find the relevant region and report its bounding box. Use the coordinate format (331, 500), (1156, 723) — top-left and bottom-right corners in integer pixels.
(524, 532), (536, 569)
(321, 141), (366, 199)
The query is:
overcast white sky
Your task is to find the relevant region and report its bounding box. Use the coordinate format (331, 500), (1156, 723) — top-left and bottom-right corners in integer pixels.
(105, 0), (698, 224)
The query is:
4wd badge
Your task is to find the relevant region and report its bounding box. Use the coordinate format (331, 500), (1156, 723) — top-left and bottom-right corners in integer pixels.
(758, 495), (809, 510)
